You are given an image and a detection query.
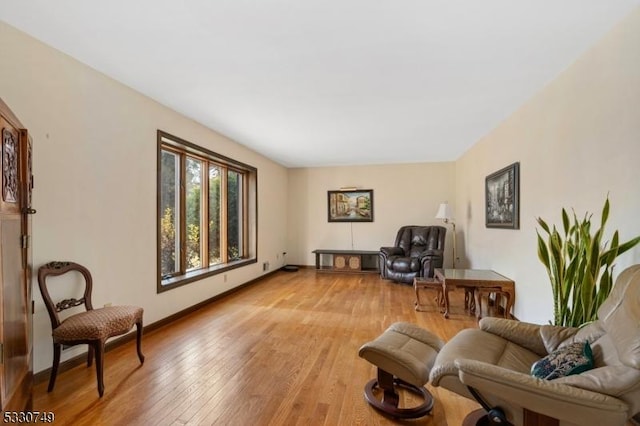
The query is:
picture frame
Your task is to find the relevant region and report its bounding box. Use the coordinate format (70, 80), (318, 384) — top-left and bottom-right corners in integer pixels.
(327, 189), (374, 222)
(485, 162), (519, 229)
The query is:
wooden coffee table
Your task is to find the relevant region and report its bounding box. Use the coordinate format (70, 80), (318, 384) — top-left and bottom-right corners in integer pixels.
(434, 269), (515, 319)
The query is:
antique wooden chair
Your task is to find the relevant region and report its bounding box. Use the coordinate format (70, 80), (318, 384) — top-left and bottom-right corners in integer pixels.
(37, 261), (144, 397)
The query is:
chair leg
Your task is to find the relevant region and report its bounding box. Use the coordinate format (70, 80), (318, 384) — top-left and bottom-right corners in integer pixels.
(135, 320), (145, 364)
(87, 344), (94, 367)
(48, 343), (62, 392)
(94, 342), (105, 397)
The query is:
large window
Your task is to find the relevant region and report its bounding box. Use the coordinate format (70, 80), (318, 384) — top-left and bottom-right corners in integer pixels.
(157, 131), (257, 291)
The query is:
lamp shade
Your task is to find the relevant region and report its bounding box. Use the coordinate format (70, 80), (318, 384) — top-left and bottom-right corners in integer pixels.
(435, 203), (453, 220)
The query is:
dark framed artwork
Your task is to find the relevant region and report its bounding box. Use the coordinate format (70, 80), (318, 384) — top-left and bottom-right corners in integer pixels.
(485, 162), (519, 229)
(327, 189), (374, 222)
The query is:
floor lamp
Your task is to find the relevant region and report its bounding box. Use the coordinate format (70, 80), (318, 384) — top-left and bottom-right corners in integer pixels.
(435, 202), (457, 269)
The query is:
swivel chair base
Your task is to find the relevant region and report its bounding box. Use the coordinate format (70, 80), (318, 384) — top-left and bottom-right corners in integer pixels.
(363, 369), (433, 419)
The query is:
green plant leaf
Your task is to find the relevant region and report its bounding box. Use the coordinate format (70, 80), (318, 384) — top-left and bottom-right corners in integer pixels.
(561, 208), (570, 236)
(537, 217), (551, 234)
(537, 232), (551, 269)
(614, 235), (640, 256)
(600, 231), (620, 266)
(601, 197), (610, 228)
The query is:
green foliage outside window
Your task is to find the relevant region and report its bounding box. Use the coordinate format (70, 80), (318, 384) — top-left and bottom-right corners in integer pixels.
(159, 143), (247, 281)
(160, 207), (176, 276)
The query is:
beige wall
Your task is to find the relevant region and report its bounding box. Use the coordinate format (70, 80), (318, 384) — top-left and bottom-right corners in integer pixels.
(455, 7), (640, 324)
(0, 22), (289, 373)
(287, 163), (456, 266)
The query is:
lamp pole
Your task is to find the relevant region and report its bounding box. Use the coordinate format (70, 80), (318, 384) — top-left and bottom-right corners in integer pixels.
(435, 202), (457, 269)
(440, 217), (456, 269)
(449, 220), (456, 269)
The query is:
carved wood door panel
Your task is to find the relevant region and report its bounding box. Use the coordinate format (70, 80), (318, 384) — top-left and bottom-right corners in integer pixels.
(0, 98), (33, 411)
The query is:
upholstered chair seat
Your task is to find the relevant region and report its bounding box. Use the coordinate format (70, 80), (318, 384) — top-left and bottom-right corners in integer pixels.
(386, 256), (421, 273)
(53, 306), (143, 342)
(358, 322), (444, 418)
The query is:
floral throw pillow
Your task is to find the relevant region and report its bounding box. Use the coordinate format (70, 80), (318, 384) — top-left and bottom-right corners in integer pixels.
(531, 341), (594, 380)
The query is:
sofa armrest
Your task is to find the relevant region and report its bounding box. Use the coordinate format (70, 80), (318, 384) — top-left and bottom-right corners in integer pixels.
(479, 317), (548, 356)
(380, 247), (403, 257)
(455, 359), (629, 426)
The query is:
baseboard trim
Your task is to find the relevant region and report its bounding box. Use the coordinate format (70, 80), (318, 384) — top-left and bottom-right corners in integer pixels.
(34, 269), (280, 384)
(287, 264), (313, 269)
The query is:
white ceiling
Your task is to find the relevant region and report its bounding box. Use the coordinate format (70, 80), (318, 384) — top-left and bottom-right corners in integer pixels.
(2, 1), (638, 167)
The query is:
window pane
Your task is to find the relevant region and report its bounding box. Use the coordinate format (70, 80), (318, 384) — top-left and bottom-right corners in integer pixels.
(186, 157), (203, 270)
(160, 150), (180, 276)
(208, 165), (221, 265)
(227, 170), (243, 260)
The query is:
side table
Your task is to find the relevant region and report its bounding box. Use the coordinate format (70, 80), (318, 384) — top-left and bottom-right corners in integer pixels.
(413, 277), (444, 313)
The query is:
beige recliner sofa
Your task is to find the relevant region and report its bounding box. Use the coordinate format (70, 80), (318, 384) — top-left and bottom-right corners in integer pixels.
(430, 264), (640, 426)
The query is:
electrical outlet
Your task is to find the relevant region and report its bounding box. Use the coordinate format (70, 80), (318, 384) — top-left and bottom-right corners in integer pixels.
(223, 274), (227, 283)
(263, 261), (270, 271)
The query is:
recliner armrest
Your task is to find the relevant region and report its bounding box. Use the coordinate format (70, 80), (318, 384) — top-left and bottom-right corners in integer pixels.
(455, 359), (629, 426)
(479, 317), (548, 356)
(555, 365), (640, 398)
(418, 249), (443, 259)
(380, 247), (403, 257)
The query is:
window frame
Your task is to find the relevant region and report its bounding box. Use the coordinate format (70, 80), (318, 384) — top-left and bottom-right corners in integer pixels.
(157, 130), (257, 292)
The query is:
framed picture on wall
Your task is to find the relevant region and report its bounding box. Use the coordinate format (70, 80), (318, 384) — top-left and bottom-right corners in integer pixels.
(485, 162), (520, 229)
(327, 189), (374, 222)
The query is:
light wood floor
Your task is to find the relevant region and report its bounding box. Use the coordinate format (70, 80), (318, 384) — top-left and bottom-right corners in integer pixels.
(34, 269), (483, 425)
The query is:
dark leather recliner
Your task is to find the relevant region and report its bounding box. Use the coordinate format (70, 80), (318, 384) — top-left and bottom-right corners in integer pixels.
(379, 226), (446, 284)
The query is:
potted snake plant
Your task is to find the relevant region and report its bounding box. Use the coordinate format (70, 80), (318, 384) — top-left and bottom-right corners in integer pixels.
(536, 197), (640, 327)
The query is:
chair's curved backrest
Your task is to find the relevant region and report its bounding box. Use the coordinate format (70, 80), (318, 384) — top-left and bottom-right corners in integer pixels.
(394, 226), (446, 257)
(597, 264), (640, 369)
(37, 261), (94, 330)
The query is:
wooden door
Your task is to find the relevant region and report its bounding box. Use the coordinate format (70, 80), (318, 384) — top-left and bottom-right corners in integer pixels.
(0, 98), (33, 411)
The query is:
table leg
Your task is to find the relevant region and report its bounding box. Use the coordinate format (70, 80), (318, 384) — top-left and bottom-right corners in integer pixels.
(477, 287), (511, 319)
(414, 281), (444, 313)
(442, 282), (450, 319)
(463, 288), (477, 313)
(504, 289), (515, 319)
